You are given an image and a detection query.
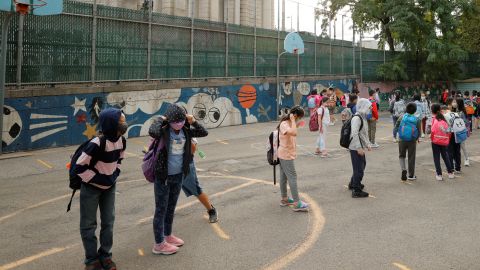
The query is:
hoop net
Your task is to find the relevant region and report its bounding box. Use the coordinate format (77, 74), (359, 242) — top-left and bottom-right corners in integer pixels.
(14, 0), (47, 15)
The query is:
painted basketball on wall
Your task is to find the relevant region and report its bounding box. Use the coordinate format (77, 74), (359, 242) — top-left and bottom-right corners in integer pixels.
(238, 84), (257, 109)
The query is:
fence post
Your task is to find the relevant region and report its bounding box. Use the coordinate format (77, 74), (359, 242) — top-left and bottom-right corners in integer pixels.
(314, 10), (317, 75)
(225, 0), (229, 77)
(190, 0), (195, 78)
(352, 21), (355, 75)
(0, 13), (14, 154)
(360, 31), (363, 83)
(296, 2), (299, 75)
(91, 0), (97, 83)
(147, 0), (152, 81)
(16, 14), (24, 88)
(253, 0), (257, 77)
(341, 15), (344, 75)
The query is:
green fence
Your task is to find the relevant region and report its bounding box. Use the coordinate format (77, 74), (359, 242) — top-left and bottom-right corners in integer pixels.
(1, 1), (478, 86)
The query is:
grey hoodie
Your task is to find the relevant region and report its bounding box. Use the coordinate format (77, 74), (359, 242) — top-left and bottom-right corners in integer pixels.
(349, 98), (371, 150)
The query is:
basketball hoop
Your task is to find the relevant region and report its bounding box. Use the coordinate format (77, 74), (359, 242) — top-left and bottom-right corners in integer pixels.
(14, 0), (47, 15)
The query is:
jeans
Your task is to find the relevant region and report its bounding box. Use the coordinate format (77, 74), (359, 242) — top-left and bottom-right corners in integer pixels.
(349, 150), (366, 191)
(80, 183), (116, 265)
(431, 143), (453, 175)
(398, 141), (417, 177)
(153, 173), (183, 244)
(392, 116), (399, 138)
(316, 124), (327, 151)
(368, 119), (377, 144)
(279, 159), (299, 202)
(448, 136), (462, 171)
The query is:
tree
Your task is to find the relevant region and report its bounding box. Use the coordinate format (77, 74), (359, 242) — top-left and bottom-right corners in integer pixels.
(458, 0), (480, 53)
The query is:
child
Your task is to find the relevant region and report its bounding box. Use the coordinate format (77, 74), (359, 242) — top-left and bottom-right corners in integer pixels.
(315, 97), (331, 157)
(429, 104), (454, 180)
(307, 90), (322, 116)
(148, 104), (208, 255)
(412, 94), (425, 138)
(455, 99), (470, 167)
(368, 89), (379, 148)
(444, 98), (463, 174)
(395, 103), (421, 181)
(76, 108), (127, 270)
(182, 138), (218, 223)
(392, 93), (406, 142)
(278, 106), (309, 211)
(348, 98), (372, 198)
(420, 91), (432, 138)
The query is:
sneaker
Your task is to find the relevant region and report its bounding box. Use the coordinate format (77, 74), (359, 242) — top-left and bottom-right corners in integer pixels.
(208, 206), (218, 223)
(293, 201), (309, 212)
(165, 235), (184, 247)
(465, 159), (470, 167)
(421, 134), (425, 138)
(85, 261), (103, 270)
(454, 170), (462, 175)
(352, 190), (369, 198)
(401, 170), (407, 181)
(407, 175), (417, 181)
(348, 183), (364, 190)
(436, 175), (443, 181)
(371, 143), (380, 148)
(393, 138), (398, 143)
(280, 198), (295, 207)
(448, 173), (455, 179)
(152, 241), (179, 255)
(100, 258), (117, 270)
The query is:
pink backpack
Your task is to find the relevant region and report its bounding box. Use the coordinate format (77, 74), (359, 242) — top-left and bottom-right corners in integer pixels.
(430, 118), (450, 146)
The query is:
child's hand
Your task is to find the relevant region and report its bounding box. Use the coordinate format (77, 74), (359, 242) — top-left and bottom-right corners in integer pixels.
(186, 114), (196, 124)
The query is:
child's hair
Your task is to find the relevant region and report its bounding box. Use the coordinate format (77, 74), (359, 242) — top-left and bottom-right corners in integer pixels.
(445, 97), (454, 106)
(431, 103), (447, 122)
(406, 102), (417, 115)
(456, 98), (466, 114)
(464, 91), (470, 97)
(349, 94), (358, 103)
(321, 96), (329, 104)
(279, 106), (305, 124)
(369, 89), (375, 96)
(310, 90), (318, 96)
(413, 94), (421, 101)
(394, 92), (401, 102)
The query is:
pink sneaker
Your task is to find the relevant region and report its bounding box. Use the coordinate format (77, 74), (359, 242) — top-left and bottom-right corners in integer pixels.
(152, 241), (178, 255)
(165, 235), (184, 247)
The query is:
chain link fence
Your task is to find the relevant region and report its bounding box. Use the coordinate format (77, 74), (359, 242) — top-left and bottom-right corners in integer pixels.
(2, 0), (477, 86)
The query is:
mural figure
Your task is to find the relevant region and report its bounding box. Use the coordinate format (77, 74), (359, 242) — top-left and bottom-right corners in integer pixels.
(2, 106), (22, 148)
(89, 97), (104, 124)
(238, 84), (258, 124)
(186, 93), (242, 129)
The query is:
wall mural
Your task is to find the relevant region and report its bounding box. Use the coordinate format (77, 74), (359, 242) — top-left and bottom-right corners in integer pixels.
(2, 78), (356, 152)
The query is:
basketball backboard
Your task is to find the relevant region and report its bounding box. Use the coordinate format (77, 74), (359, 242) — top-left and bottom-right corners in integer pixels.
(284, 32), (305, 54)
(0, 0), (63, 16)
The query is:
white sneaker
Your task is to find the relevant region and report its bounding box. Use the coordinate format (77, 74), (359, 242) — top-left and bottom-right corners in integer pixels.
(421, 134), (425, 138)
(436, 175), (443, 181)
(448, 173), (455, 179)
(393, 138), (398, 143)
(371, 143), (380, 148)
(465, 159), (470, 167)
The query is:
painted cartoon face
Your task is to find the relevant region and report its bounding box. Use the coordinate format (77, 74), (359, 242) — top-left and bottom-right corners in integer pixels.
(186, 93), (242, 129)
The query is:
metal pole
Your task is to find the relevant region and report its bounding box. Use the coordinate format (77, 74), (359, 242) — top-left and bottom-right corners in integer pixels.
(190, 0), (195, 78)
(314, 10), (317, 75)
(296, 2), (299, 75)
(352, 21), (355, 75)
(0, 13), (14, 154)
(277, 0), (281, 119)
(341, 15), (344, 75)
(147, 0), (152, 80)
(91, 0), (97, 83)
(329, 20), (332, 74)
(281, 0), (285, 31)
(253, 0), (257, 77)
(16, 14), (24, 88)
(359, 31), (363, 83)
(225, 0), (229, 77)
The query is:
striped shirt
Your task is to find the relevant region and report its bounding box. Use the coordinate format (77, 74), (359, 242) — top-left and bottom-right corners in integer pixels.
(75, 137), (126, 189)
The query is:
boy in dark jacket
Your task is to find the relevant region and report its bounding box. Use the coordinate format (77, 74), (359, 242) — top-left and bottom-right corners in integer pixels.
(149, 104), (208, 255)
(76, 108), (128, 270)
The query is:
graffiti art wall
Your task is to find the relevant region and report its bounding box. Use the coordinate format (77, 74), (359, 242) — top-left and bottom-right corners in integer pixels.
(2, 78), (356, 152)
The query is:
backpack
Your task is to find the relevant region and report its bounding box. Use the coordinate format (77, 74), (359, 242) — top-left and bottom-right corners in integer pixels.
(142, 137), (165, 183)
(341, 107), (353, 121)
(449, 113), (468, 143)
(267, 128), (280, 185)
(465, 100), (475, 115)
(393, 101), (406, 117)
(398, 114), (419, 142)
(309, 107), (324, 132)
(340, 115), (363, 149)
(67, 136), (107, 212)
(307, 96), (318, 109)
(431, 118), (450, 146)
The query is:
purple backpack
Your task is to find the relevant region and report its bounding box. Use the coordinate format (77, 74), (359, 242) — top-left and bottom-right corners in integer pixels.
(142, 138), (165, 183)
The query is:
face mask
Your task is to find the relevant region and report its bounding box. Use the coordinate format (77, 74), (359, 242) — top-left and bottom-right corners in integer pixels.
(452, 103), (458, 108)
(170, 120), (185, 131)
(117, 122), (128, 136)
(421, 96), (426, 101)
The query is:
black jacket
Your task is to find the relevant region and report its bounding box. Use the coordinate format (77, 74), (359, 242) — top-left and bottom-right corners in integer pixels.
(148, 117), (208, 184)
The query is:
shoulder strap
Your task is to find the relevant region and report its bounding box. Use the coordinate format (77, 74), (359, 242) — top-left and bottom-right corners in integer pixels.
(121, 136), (127, 151)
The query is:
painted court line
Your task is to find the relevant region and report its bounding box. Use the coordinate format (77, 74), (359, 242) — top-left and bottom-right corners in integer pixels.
(138, 248), (145, 256)
(393, 262), (412, 270)
(204, 215), (230, 240)
(36, 159), (53, 169)
(217, 140), (229, 145)
(0, 244), (78, 270)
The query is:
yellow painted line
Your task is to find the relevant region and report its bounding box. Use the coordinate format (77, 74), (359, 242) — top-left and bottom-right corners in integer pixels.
(144, 146), (148, 152)
(369, 195), (377, 198)
(0, 244), (78, 270)
(36, 159), (53, 169)
(136, 181), (257, 225)
(138, 248), (145, 256)
(217, 140), (229, 145)
(393, 262), (412, 270)
(401, 181), (413, 185)
(204, 215), (230, 240)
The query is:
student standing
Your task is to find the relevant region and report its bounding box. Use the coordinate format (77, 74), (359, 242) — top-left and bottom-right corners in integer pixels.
(278, 106), (309, 211)
(420, 92), (432, 138)
(396, 103), (421, 181)
(429, 104), (454, 180)
(455, 99), (471, 167)
(368, 89), (379, 148)
(316, 97), (331, 157)
(444, 98), (462, 174)
(348, 98), (372, 198)
(392, 93), (406, 142)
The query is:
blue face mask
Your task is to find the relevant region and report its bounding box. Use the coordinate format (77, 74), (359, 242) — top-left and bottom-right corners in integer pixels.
(366, 112), (373, 120)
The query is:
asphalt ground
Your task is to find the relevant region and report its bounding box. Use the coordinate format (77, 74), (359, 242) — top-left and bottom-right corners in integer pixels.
(1, 114), (480, 270)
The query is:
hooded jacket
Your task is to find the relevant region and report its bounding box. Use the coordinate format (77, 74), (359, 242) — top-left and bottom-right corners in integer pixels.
(347, 102), (357, 114)
(75, 108), (126, 189)
(349, 98), (371, 150)
(148, 105), (208, 183)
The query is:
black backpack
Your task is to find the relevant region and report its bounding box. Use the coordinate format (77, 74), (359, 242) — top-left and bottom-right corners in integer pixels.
(267, 128), (280, 185)
(340, 115), (363, 149)
(67, 136), (106, 212)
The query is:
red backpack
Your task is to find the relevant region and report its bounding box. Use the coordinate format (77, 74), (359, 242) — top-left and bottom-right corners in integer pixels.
(309, 107), (324, 132)
(431, 118), (451, 146)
